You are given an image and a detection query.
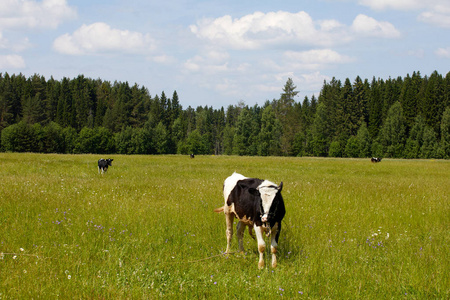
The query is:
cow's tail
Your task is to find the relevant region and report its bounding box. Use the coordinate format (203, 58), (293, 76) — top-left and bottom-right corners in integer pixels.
(213, 206), (224, 213)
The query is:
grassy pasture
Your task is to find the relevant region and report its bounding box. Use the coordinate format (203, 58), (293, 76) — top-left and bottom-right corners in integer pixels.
(0, 153), (448, 299)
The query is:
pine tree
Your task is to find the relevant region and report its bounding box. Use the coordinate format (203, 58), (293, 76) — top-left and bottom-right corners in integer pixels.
(420, 126), (438, 158)
(404, 115), (425, 158)
(380, 101), (406, 158)
(356, 122), (371, 157)
(439, 107), (450, 158)
(368, 77), (383, 139)
(422, 71), (444, 135)
(311, 103), (330, 156)
(22, 93), (45, 124)
(257, 105), (281, 156)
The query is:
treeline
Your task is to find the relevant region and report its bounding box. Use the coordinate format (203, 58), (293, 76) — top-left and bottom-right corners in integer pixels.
(1, 71), (449, 158)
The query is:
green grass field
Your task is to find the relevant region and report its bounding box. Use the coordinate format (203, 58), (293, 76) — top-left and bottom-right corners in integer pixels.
(0, 153), (448, 299)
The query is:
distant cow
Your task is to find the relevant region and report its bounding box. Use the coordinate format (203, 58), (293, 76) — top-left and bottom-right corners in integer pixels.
(98, 158), (113, 174)
(214, 172), (285, 268)
(371, 157), (382, 163)
(190, 154), (195, 159)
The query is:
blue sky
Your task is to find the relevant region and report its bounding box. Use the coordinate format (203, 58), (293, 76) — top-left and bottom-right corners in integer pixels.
(0, 0), (449, 108)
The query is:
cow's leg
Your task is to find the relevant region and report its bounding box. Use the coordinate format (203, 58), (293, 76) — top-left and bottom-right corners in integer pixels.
(225, 212), (234, 253)
(254, 225), (266, 269)
(270, 222), (280, 268)
(236, 221), (245, 253)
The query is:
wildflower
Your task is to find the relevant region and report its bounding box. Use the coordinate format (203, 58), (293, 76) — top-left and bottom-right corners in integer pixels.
(13, 255), (17, 259)
(68, 275), (71, 279)
(20, 248), (24, 252)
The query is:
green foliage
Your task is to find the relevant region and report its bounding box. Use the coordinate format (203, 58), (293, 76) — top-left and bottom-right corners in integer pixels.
(1, 72), (450, 158)
(344, 136), (359, 158)
(356, 122), (371, 157)
(440, 107), (450, 158)
(380, 102), (406, 158)
(328, 140), (343, 157)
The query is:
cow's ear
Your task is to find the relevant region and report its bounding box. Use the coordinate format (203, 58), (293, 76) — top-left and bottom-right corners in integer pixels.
(278, 182), (283, 192)
(248, 187), (260, 196)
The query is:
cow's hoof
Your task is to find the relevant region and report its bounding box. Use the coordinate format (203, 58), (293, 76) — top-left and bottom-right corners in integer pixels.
(258, 261), (264, 269)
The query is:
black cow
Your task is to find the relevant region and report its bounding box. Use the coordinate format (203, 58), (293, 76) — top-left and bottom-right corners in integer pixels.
(214, 172), (285, 268)
(190, 154), (195, 158)
(371, 157), (382, 163)
(98, 158), (113, 174)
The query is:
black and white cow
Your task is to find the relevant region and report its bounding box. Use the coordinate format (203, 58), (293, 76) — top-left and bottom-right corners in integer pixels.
(371, 157), (382, 163)
(98, 158), (113, 174)
(214, 172), (285, 268)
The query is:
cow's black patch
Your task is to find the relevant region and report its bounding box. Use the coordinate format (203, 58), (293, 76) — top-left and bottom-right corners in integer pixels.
(228, 178), (285, 232)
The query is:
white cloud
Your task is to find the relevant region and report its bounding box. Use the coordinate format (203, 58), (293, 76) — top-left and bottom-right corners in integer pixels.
(357, 0), (450, 28)
(53, 22), (156, 55)
(190, 11), (351, 49)
(183, 55), (229, 74)
(357, 0), (424, 11)
(152, 54), (176, 64)
(0, 54), (26, 68)
(284, 49), (354, 68)
(0, 0), (77, 30)
(190, 11), (400, 50)
(435, 47), (450, 58)
(352, 14), (401, 38)
(418, 11), (450, 28)
(183, 49), (231, 74)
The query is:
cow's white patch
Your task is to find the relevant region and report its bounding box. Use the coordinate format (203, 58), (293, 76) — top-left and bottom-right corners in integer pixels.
(223, 172), (247, 208)
(257, 180), (279, 220)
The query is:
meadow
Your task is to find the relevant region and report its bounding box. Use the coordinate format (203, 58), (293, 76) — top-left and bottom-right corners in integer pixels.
(0, 153), (448, 299)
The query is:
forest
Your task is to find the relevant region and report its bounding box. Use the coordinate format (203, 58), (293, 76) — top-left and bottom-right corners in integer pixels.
(0, 71), (449, 158)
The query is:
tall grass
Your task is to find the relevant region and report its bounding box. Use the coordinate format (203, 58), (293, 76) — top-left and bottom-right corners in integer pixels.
(0, 154), (448, 298)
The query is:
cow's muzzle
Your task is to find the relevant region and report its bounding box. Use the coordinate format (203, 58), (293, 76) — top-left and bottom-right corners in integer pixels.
(261, 214), (268, 223)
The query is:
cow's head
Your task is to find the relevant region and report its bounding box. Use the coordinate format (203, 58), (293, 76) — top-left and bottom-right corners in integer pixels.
(106, 159), (113, 166)
(250, 180), (283, 223)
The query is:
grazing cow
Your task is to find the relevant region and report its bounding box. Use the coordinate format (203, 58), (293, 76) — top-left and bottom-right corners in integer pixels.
(98, 158), (113, 174)
(190, 154), (195, 158)
(371, 157), (382, 163)
(214, 172), (285, 268)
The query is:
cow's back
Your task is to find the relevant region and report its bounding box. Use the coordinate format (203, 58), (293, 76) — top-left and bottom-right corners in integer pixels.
(223, 172), (247, 204)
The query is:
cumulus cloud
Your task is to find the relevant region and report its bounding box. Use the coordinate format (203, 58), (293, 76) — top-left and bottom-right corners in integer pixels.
(53, 22), (156, 55)
(352, 14), (401, 38)
(0, 0), (77, 30)
(190, 11), (352, 49)
(190, 11), (400, 50)
(0, 54), (26, 68)
(358, 0), (450, 28)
